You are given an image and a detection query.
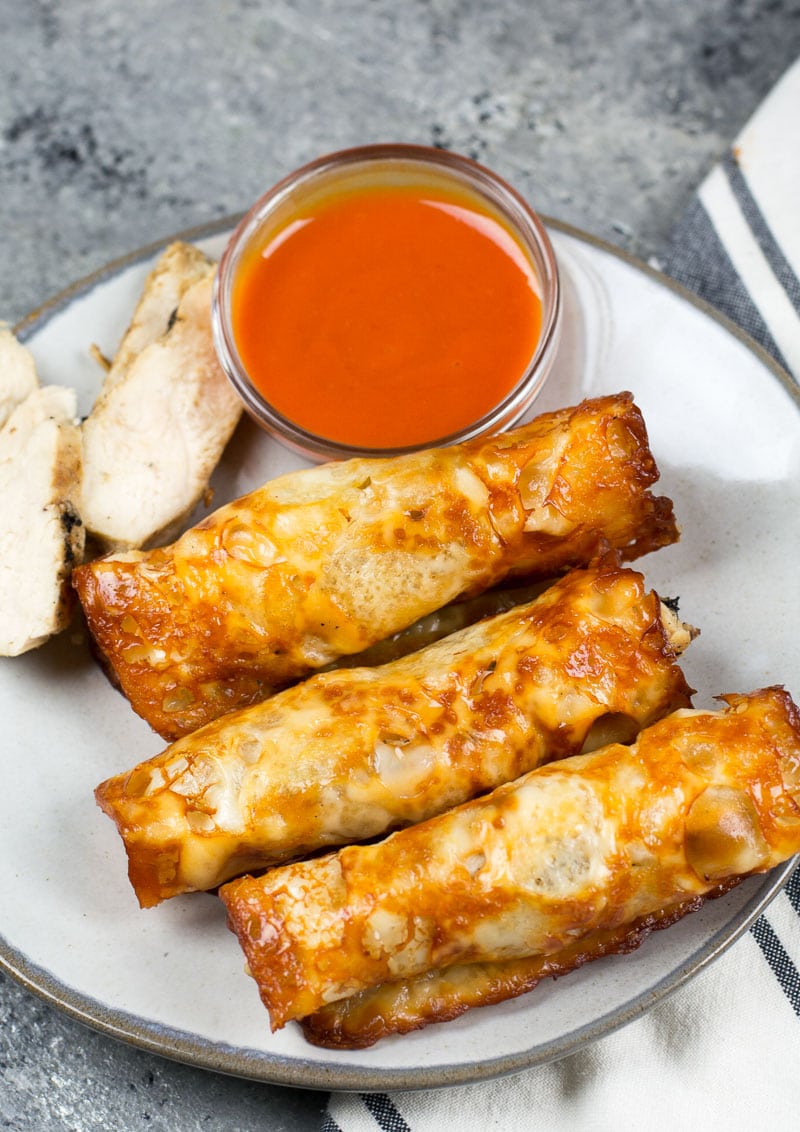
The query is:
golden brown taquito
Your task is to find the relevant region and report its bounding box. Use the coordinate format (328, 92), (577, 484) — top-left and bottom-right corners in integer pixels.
(96, 561), (691, 906)
(220, 688), (800, 1033)
(75, 393), (677, 739)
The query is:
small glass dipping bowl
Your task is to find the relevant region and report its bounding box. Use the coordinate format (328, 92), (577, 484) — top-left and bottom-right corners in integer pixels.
(212, 144), (562, 461)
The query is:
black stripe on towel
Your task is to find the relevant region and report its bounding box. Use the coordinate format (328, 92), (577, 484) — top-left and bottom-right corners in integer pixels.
(361, 1092), (412, 1132)
(750, 914), (800, 1017)
(664, 197), (790, 372)
(785, 864), (800, 917)
(722, 150), (800, 315)
(320, 1114), (344, 1132)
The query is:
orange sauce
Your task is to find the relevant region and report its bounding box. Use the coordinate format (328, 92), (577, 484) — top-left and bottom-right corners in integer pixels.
(231, 183), (542, 448)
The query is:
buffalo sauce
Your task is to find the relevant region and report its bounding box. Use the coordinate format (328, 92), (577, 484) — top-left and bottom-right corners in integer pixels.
(230, 182), (543, 449)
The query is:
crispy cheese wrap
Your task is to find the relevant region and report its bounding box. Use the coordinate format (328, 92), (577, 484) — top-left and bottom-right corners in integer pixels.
(300, 885), (738, 1049)
(219, 687), (800, 1032)
(74, 393), (677, 739)
(95, 562), (692, 906)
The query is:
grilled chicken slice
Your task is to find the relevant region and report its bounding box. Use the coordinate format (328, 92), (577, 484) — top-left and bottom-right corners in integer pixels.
(81, 243), (242, 551)
(0, 366), (83, 655)
(98, 242), (212, 392)
(0, 327), (38, 428)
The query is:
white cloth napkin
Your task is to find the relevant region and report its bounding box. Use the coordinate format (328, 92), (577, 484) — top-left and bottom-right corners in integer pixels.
(323, 58), (800, 1132)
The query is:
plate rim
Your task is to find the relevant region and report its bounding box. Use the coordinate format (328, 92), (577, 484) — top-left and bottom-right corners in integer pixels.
(4, 216), (799, 1091)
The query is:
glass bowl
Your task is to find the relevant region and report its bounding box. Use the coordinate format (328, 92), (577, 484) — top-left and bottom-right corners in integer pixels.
(212, 144), (562, 461)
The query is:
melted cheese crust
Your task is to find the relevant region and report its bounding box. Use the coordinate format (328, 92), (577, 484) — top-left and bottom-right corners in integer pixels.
(95, 562), (691, 906)
(301, 882), (740, 1048)
(74, 393), (677, 738)
(219, 687), (800, 1030)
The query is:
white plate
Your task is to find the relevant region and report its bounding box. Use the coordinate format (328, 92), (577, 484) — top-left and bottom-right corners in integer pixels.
(2, 220), (799, 1091)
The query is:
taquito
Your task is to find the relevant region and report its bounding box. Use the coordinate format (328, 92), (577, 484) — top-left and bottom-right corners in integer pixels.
(75, 393), (677, 739)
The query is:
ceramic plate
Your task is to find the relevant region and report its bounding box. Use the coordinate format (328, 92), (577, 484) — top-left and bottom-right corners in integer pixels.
(2, 220), (799, 1091)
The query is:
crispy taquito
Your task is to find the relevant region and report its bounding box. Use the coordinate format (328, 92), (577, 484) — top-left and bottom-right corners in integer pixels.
(74, 393), (677, 739)
(219, 687), (800, 1034)
(300, 884), (739, 1049)
(96, 561), (692, 906)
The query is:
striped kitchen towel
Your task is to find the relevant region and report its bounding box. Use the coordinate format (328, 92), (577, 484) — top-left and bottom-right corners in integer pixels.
(323, 57), (800, 1132)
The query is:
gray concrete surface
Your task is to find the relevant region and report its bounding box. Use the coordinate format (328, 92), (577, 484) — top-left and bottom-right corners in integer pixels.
(1, 1), (799, 1129)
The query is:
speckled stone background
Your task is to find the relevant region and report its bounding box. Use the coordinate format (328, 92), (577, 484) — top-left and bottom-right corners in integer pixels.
(1, 2), (799, 1129)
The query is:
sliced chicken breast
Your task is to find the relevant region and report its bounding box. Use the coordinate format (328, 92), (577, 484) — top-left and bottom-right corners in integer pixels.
(0, 382), (84, 655)
(98, 242), (212, 392)
(0, 326), (39, 428)
(81, 245), (242, 551)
